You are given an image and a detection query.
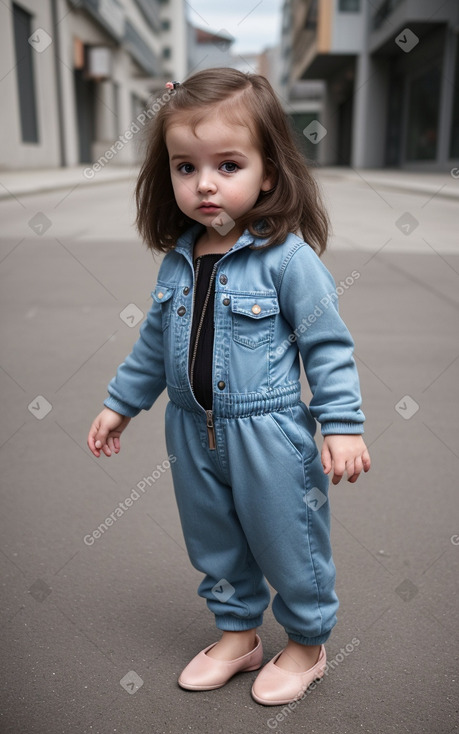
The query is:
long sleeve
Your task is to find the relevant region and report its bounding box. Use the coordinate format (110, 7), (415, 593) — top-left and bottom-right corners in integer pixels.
(278, 244), (365, 435)
(103, 294), (166, 417)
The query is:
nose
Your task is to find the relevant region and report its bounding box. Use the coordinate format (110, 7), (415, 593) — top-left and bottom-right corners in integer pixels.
(197, 169), (217, 194)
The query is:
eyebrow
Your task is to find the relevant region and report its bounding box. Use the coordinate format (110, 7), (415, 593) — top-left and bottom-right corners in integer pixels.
(170, 150), (249, 161)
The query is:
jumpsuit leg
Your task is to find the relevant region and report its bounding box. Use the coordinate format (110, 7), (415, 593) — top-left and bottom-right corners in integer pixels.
(165, 401), (271, 631)
(223, 403), (339, 646)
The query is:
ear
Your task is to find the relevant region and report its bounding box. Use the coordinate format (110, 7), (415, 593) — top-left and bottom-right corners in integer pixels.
(260, 158), (276, 192)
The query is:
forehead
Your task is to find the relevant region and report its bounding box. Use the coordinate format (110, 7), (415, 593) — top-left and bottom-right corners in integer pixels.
(165, 108), (257, 151)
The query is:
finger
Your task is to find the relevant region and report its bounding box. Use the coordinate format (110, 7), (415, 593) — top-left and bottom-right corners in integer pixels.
(345, 458), (355, 481)
(107, 436), (117, 454)
(362, 450), (371, 472)
(88, 442), (100, 458)
(348, 456), (363, 483)
(94, 430), (109, 453)
(332, 456), (349, 484)
(88, 428), (101, 457)
(95, 432), (111, 457)
(321, 444), (332, 474)
(332, 464), (345, 485)
(101, 441), (112, 457)
(107, 436), (120, 455)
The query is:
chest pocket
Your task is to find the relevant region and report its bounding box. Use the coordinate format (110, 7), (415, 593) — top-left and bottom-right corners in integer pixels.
(152, 284), (174, 331)
(231, 294), (279, 349)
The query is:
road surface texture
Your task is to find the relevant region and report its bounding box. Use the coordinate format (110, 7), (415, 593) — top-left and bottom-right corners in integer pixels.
(0, 167), (458, 734)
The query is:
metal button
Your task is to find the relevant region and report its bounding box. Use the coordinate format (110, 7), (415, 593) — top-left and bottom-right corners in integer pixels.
(219, 274), (228, 285)
(157, 292), (164, 299)
(177, 306), (186, 316)
(251, 304), (261, 315)
(217, 381), (226, 390)
(183, 286), (190, 295)
(222, 297), (230, 306)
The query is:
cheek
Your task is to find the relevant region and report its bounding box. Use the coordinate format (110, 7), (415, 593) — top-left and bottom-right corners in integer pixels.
(171, 177), (193, 203)
(232, 193), (253, 207)
(230, 185), (260, 207)
(232, 170), (264, 199)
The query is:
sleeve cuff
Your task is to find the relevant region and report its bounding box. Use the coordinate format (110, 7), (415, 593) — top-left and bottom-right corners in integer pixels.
(321, 421), (365, 436)
(103, 396), (141, 418)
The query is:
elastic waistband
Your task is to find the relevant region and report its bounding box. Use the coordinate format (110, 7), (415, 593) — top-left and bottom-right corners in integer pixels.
(167, 383), (301, 418)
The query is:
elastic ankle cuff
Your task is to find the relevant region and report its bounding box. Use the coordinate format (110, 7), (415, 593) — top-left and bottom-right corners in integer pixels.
(215, 614), (263, 631)
(287, 631), (332, 646)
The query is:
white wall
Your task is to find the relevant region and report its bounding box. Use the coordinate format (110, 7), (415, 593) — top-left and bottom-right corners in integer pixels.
(0, 0), (61, 169)
(1, 0), (188, 170)
(351, 55), (388, 168)
(331, 0), (365, 53)
(162, 0), (188, 80)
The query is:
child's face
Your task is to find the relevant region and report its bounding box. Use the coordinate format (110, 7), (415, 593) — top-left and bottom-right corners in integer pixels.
(166, 111), (273, 240)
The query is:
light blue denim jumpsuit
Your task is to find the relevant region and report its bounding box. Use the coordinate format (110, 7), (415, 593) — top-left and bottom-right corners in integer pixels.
(104, 224), (365, 646)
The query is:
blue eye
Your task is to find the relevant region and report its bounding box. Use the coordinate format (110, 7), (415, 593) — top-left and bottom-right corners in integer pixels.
(178, 163), (194, 174)
(221, 162), (239, 173)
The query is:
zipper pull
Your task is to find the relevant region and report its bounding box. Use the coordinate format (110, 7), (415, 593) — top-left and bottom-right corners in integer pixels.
(206, 410), (216, 450)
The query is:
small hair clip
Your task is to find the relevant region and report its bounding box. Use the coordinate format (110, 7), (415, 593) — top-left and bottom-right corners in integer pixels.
(165, 81), (180, 90)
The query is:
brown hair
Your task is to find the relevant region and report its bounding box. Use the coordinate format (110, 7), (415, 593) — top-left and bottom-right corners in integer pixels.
(135, 68), (329, 256)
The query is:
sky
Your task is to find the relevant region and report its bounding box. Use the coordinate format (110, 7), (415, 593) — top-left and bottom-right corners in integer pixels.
(185, 0), (284, 54)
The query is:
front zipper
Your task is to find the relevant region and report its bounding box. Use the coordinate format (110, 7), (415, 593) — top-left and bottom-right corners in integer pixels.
(189, 258), (219, 450)
(189, 256), (201, 346)
(206, 409), (216, 450)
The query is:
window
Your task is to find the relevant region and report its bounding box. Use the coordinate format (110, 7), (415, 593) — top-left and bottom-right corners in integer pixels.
(372, 0), (404, 30)
(305, 0), (318, 30)
(406, 65), (441, 161)
(162, 47), (171, 59)
(12, 3), (39, 143)
(161, 19), (171, 31)
(339, 0), (360, 11)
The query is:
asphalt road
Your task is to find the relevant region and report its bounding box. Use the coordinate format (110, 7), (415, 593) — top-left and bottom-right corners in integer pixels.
(0, 172), (458, 734)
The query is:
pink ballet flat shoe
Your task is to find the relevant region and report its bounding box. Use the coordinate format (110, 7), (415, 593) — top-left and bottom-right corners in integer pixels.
(178, 634), (263, 691)
(251, 644), (326, 706)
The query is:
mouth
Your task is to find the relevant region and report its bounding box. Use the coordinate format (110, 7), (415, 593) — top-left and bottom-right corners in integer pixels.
(198, 203), (221, 214)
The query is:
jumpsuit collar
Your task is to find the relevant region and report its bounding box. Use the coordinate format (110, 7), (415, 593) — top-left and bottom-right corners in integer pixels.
(173, 223), (270, 266)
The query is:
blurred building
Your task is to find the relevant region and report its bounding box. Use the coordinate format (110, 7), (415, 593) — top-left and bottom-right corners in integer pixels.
(258, 46), (281, 92)
(187, 24), (235, 72)
(230, 52), (261, 75)
(187, 25), (278, 81)
(282, 0), (459, 170)
(0, 0), (187, 170)
(186, 25), (278, 87)
(278, 0), (325, 162)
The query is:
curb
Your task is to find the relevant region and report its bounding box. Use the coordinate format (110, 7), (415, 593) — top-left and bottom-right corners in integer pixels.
(0, 168), (137, 201)
(1, 167), (458, 202)
(317, 169), (459, 201)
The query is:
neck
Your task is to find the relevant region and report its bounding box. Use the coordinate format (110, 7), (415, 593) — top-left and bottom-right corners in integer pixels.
(194, 225), (243, 257)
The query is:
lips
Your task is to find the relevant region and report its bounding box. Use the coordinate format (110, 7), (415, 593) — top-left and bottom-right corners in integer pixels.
(198, 202), (221, 213)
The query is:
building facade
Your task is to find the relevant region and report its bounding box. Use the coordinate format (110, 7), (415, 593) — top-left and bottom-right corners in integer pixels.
(282, 0), (459, 170)
(279, 0), (325, 162)
(1, 0), (187, 169)
(187, 24), (235, 73)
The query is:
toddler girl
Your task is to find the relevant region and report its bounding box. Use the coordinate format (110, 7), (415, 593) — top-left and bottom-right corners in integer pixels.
(87, 68), (371, 706)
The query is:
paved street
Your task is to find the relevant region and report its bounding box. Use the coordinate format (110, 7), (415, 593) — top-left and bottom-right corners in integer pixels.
(0, 169), (458, 734)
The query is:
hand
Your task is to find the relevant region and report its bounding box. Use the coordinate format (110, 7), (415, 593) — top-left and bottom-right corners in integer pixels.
(87, 407), (131, 458)
(321, 434), (371, 485)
